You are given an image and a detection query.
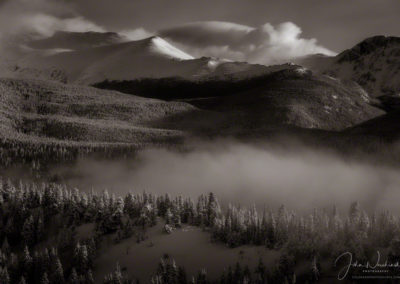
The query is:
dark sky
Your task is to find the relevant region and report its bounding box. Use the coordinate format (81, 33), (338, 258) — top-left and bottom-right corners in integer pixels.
(71, 0), (400, 52)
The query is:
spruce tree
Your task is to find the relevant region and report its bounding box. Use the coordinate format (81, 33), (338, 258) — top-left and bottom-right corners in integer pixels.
(178, 266), (187, 284)
(22, 215), (35, 246)
(86, 269), (95, 284)
(69, 268), (79, 284)
(0, 267), (10, 284)
(255, 258), (266, 284)
(52, 257), (64, 283)
(41, 272), (50, 284)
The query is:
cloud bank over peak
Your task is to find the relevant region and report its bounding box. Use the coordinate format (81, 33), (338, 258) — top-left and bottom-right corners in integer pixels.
(119, 28), (154, 41)
(0, 0), (106, 59)
(160, 21), (336, 65)
(0, 0), (104, 39)
(0, 1), (335, 66)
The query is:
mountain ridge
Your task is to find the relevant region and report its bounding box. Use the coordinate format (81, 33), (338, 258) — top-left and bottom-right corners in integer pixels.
(300, 35), (400, 98)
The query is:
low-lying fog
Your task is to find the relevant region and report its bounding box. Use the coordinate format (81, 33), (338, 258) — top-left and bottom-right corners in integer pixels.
(47, 139), (400, 214)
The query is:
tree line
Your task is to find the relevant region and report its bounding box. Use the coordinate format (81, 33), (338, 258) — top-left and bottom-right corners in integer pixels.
(2, 177), (400, 283)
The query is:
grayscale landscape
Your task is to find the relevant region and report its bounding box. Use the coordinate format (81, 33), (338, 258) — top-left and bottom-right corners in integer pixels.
(1, 0), (400, 283)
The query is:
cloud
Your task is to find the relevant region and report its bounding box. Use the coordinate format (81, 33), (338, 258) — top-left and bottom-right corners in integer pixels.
(119, 28), (154, 41)
(160, 21), (336, 65)
(13, 14), (105, 38)
(0, 0), (104, 58)
(0, 0), (104, 36)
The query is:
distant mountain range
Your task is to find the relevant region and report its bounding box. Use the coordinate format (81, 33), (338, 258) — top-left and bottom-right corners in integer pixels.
(1, 31), (397, 97)
(0, 31), (399, 143)
(1, 33), (273, 84)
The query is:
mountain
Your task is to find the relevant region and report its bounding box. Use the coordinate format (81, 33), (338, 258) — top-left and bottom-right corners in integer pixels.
(0, 67), (384, 150)
(27, 31), (128, 51)
(0, 77), (199, 145)
(15, 36), (196, 83)
(7, 35), (272, 84)
(92, 63), (384, 132)
(175, 67), (384, 132)
(300, 36), (400, 97)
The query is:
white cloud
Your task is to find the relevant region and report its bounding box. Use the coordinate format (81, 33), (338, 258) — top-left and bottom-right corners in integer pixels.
(0, 1), (102, 43)
(0, 0), (105, 59)
(119, 28), (154, 41)
(160, 21), (336, 65)
(13, 13), (105, 38)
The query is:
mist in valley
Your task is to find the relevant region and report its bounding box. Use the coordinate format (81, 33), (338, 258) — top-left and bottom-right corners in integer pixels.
(48, 139), (400, 214)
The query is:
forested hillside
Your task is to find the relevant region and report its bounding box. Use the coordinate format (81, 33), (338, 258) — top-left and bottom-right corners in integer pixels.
(1, 178), (400, 283)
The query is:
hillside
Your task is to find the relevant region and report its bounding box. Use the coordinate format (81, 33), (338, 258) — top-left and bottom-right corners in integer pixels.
(300, 36), (400, 97)
(178, 68), (384, 132)
(94, 67), (384, 133)
(346, 110), (400, 141)
(0, 77), (198, 145)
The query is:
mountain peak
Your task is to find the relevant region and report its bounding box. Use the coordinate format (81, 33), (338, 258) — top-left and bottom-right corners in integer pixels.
(141, 36), (194, 60)
(338, 35), (400, 63)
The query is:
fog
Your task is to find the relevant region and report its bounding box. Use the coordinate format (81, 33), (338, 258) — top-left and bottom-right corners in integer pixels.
(49, 141), (400, 214)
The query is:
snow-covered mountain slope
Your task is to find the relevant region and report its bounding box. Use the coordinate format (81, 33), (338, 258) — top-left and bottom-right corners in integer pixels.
(7, 35), (276, 84)
(299, 36), (400, 97)
(16, 36), (198, 83)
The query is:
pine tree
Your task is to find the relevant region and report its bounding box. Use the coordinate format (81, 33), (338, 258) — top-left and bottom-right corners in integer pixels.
(233, 262), (243, 283)
(86, 269), (95, 284)
(311, 255), (320, 281)
(0, 267), (10, 284)
(227, 265), (233, 283)
(196, 269), (208, 284)
(41, 272), (50, 284)
(74, 243), (89, 273)
(22, 215), (35, 246)
(178, 266), (187, 284)
(349, 201), (361, 225)
(206, 192), (220, 227)
(113, 263), (123, 284)
(255, 258), (266, 283)
(69, 268), (79, 284)
(165, 208), (173, 225)
(36, 214), (45, 242)
(41, 248), (51, 276)
(21, 245), (33, 276)
(1, 237), (10, 256)
(243, 265), (252, 283)
(52, 257), (64, 283)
